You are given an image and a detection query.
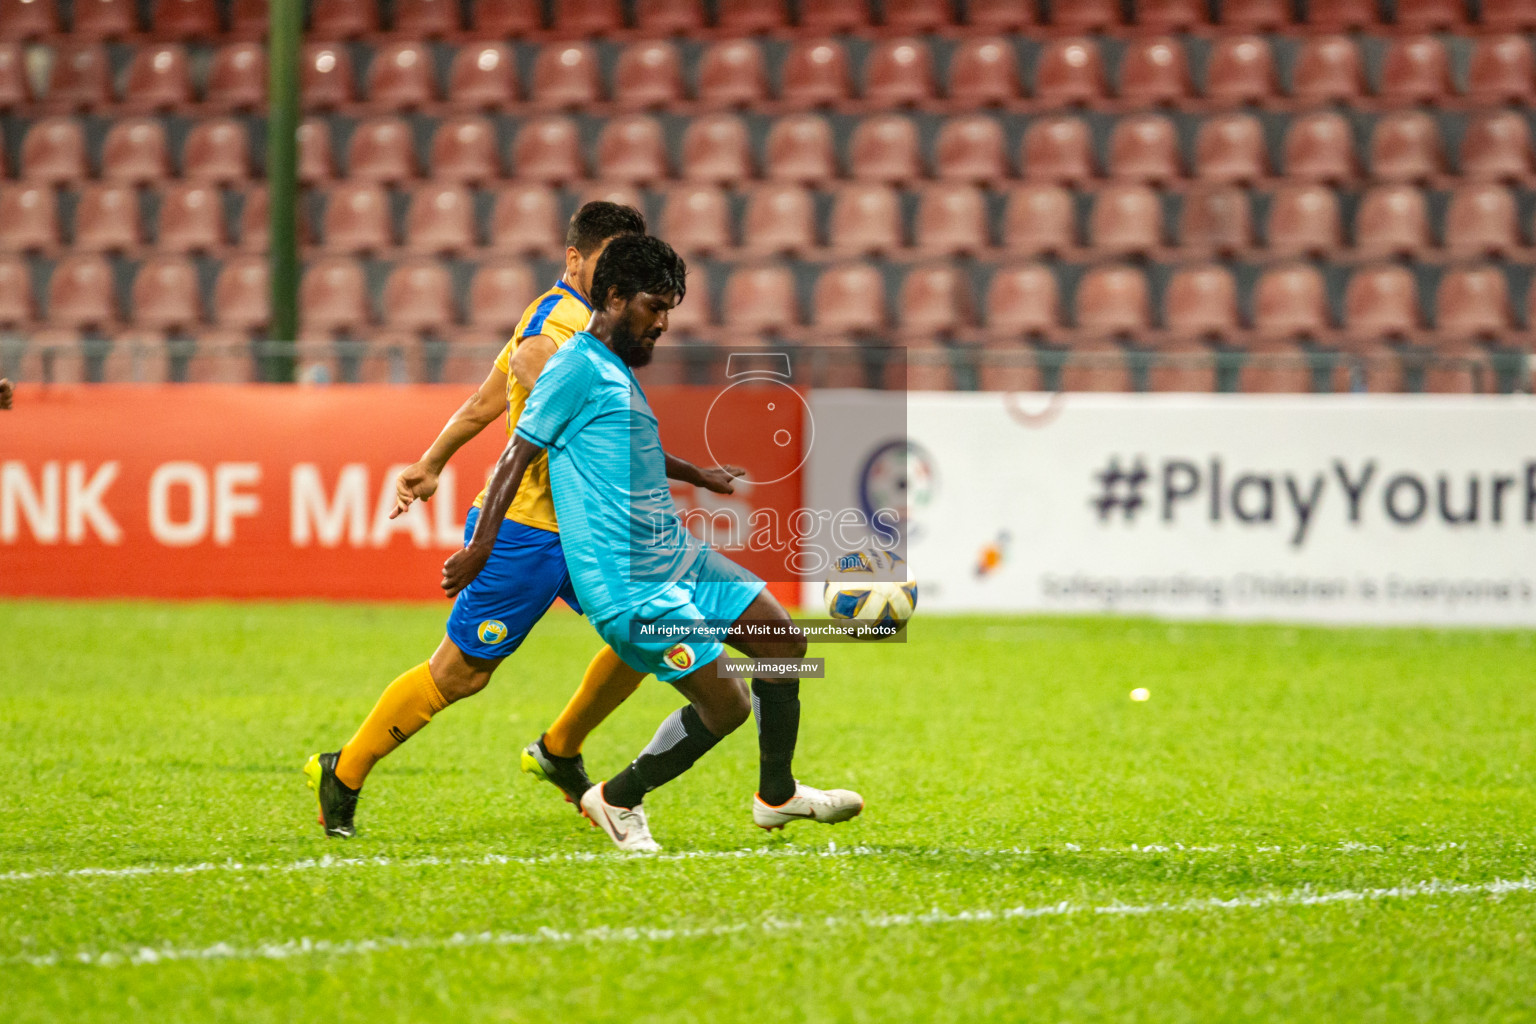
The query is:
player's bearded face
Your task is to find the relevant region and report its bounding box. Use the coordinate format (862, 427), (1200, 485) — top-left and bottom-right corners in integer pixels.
(612, 293), (672, 368)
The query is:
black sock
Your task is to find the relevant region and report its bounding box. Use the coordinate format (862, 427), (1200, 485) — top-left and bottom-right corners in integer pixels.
(603, 705), (722, 809)
(536, 734), (581, 765)
(751, 678), (799, 806)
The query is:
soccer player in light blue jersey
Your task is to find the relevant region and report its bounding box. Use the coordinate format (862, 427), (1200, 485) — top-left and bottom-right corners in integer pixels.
(442, 235), (862, 851)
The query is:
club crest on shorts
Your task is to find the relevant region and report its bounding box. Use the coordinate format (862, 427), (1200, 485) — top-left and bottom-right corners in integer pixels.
(663, 643), (695, 672)
(478, 620), (508, 645)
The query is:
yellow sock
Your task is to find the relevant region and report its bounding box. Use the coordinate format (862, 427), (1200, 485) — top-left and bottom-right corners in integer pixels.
(543, 646), (644, 758)
(335, 662), (447, 790)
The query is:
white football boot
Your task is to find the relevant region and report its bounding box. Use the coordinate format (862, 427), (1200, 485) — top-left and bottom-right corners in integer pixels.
(753, 782), (864, 830)
(580, 782), (661, 852)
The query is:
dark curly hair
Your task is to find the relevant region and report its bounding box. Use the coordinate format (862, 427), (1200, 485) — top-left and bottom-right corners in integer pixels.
(590, 234), (688, 309)
(565, 201), (646, 256)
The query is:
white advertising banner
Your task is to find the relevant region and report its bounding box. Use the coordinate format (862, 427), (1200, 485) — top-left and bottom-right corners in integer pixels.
(803, 392), (1536, 626)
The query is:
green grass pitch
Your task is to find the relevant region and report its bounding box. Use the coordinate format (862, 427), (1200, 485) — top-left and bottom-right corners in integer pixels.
(3, 600), (1536, 1023)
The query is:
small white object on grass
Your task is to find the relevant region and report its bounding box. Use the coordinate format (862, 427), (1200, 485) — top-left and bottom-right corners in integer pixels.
(1130, 688), (1150, 702)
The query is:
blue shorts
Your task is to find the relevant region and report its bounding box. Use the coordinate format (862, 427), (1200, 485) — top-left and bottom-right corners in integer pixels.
(445, 507), (582, 660)
(594, 548), (766, 683)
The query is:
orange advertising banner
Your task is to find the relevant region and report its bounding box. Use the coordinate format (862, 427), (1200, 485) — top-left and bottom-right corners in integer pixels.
(0, 386), (803, 602)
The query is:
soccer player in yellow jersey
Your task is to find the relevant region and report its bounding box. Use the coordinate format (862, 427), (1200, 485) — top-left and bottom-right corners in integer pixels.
(304, 203), (741, 837)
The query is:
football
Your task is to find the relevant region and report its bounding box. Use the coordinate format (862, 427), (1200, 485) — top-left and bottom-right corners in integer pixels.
(823, 549), (918, 634)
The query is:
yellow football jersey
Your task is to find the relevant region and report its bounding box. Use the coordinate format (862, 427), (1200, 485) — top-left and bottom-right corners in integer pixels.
(472, 280), (594, 532)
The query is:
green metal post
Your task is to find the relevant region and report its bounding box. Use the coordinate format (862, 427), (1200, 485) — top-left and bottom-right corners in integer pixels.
(267, 0), (302, 382)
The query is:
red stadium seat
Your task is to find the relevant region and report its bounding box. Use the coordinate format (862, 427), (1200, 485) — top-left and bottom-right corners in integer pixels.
(1304, 0), (1376, 29)
(812, 262), (887, 337)
(1344, 265), (1421, 339)
(934, 115), (1007, 183)
(1370, 111), (1443, 183)
(49, 254), (118, 329)
(1378, 35), (1453, 107)
(947, 36), (1021, 108)
(884, 0), (951, 30)
(1034, 38), (1106, 107)
(1437, 266), (1513, 341)
(466, 260), (536, 333)
(1354, 184), (1431, 257)
(1179, 184), (1252, 255)
(914, 183), (988, 256)
(552, 0), (623, 35)
(781, 38), (853, 109)
(488, 184), (561, 255)
(1483, 0), (1536, 30)
(367, 42), (437, 110)
(634, 0), (705, 34)
(182, 329), (256, 383)
(298, 118), (336, 183)
(0, 0), (58, 39)
(122, 45), (192, 112)
(1076, 265), (1149, 337)
(206, 43), (267, 111)
(154, 0), (218, 37)
(510, 116), (585, 183)
(721, 264), (800, 334)
(740, 183), (816, 255)
(1283, 112), (1358, 183)
(1088, 184), (1163, 256)
(1444, 184), (1520, 257)
(1140, 0), (1207, 28)
(347, 117), (417, 183)
(1219, 0), (1290, 28)
(1002, 184), (1076, 256)
(986, 263), (1059, 338)
(1203, 36), (1276, 107)
(301, 44), (356, 110)
(798, 0), (869, 32)
(967, 0), (1036, 29)
(1253, 263), (1330, 339)
(531, 43), (602, 109)
(828, 183), (903, 255)
(182, 118), (251, 182)
(577, 182), (644, 213)
(661, 185), (730, 256)
(300, 257), (370, 333)
(229, 0), (268, 37)
(1467, 35), (1534, 106)
(1395, 0), (1468, 29)
(1107, 114), (1181, 184)
(156, 182), (226, 253)
(430, 116), (499, 184)
(613, 41), (683, 111)
(715, 0), (788, 32)
(447, 43), (518, 109)
(44, 44), (110, 110)
(132, 256), (202, 332)
(863, 37), (936, 108)
(21, 117), (87, 183)
(213, 255), (270, 331)
(0, 185), (58, 252)
(72, 0), (137, 38)
(680, 114), (753, 184)
(1290, 35), (1366, 106)
(696, 40), (767, 109)
(1459, 111), (1532, 181)
(0, 255), (33, 326)
(394, 0), (459, 35)
(1266, 183), (1342, 257)
(322, 182), (392, 253)
(473, 0), (542, 34)
(0, 43), (29, 109)
(404, 184), (475, 255)
(1117, 36), (1192, 107)
(311, 0), (376, 38)
(1165, 265), (1240, 340)
(898, 263), (974, 338)
(1050, 0), (1120, 30)
(1194, 113), (1268, 184)
(236, 186), (269, 250)
(595, 116), (669, 185)
(764, 114), (837, 184)
(102, 119), (170, 184)
(1021, 115), (1095, 183)
(849, 115), (921, 184)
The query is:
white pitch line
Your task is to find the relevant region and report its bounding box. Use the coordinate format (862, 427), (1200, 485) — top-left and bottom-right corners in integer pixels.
(0, 839), (1499, 887)
(9, 875), (1535, 969)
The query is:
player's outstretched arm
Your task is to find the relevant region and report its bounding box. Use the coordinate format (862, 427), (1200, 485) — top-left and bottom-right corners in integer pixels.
(441, 432), (544, 597)
(0, 378), (13, 410)
(664, 453), (744, 495)
(391, 366), (508, 520)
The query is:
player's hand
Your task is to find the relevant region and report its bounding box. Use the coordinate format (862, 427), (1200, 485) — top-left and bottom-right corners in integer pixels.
(0, 378), (12, 411)
(697, 465), (746, 495)
(391, 462), (439, 519)
(441, 543), (491, 598)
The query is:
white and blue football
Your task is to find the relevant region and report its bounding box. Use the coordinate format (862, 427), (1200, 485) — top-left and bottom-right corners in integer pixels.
(823, 549), (917, 635)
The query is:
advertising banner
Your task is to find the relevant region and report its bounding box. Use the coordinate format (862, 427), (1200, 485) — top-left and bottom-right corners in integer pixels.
(806, 392), (1536, 626)
(0, 386), (801, 602)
